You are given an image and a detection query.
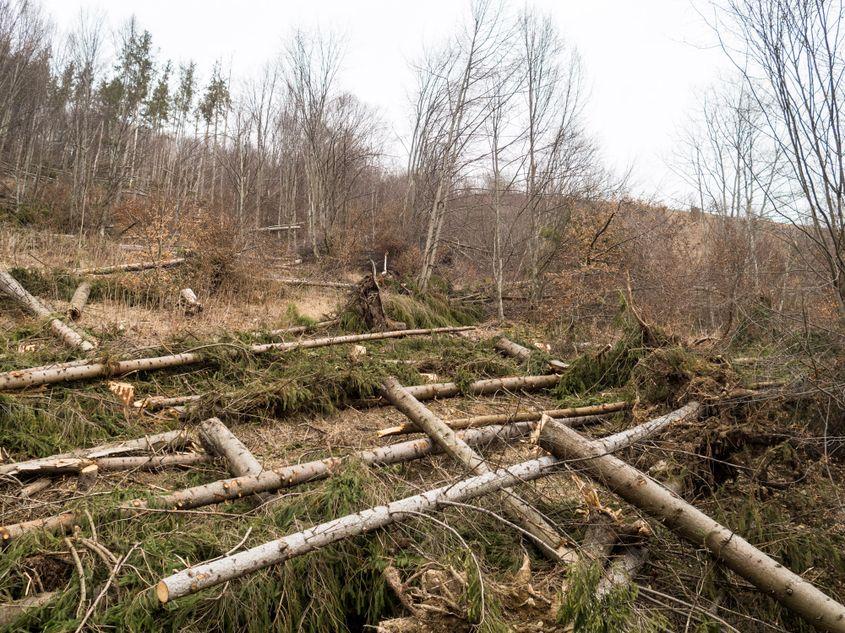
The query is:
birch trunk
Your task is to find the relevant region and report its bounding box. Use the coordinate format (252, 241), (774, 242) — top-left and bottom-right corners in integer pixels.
(0, 429), (192, 476)
(271, 278), (355, 289)
(199, 417), (271, 503)
(537, 418), (845, 633)
(67, 281), (91, 321)
(71, 258), (185, 275)
(495, 336), (569, 373)
(378, 400), (628, 437)
(0, 326), (475, 391)
(0, 270), (95, 352)
(380, 376), (573, 562)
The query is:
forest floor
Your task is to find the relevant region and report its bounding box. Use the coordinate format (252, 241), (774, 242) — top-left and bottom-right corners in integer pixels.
(1, 228), (844, 632)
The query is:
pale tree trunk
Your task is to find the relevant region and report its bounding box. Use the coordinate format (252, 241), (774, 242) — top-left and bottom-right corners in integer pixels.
(537, 418), (845, 633)
(0, 270), (96, 352)
(380, 376), (574, 562)
(199, 417), (272, 504)
(67, 281), (91, 321)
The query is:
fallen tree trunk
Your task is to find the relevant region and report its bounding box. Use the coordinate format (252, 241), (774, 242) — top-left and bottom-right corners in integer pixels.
(380, 376), (573, 562)
(179, 288), (203, 315)
(199, 417), (271, 504)
(262, 319), (338, 338)
(273, 278), (356, 289)
(536, 418), (845, 633)
(0, 326), (474, 391)
(378, 400), (629, 437)
(0, 512), (77, 542)
(71, 258), (185, 275)
(0, 270), (96, 352)
(0, 592), (56, 627)
(95, 453), (209, 472)
(0, 429), (192, 476)
(67, 281), (91, 320)
(494, 336), (570, 373)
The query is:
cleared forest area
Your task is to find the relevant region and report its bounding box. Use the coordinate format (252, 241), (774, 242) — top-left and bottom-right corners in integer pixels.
(2, 0), (845, 631)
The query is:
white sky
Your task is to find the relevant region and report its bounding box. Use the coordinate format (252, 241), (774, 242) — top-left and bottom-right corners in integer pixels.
(42, 0), (730, 203)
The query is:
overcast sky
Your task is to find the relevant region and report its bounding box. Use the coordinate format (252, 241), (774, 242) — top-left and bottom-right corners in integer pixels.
(42, 0), (731, 204)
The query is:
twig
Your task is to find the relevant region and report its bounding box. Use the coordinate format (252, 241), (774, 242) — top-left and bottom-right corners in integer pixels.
(74, 543), (140, 633)
(64, 537), (86, 618)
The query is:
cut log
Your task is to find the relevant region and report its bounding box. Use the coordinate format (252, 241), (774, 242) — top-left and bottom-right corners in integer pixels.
(0, 270), (96, 352)
(133, 394), (200, 410)
(395, 373), (561, 403)
(0, 326), (475, 391)
(179, 288), (203, 315)
(4, 405), (681, 544)
(495, 336), (570, 372)
(261, 319), (338, 338)
(378, 400), (629, 437)
(199, 417), (271, 503)
(380, 376), (573, 562)
(67, 281), (91, 320)
(71, 258), (185, 275)
(19, 478), (51, 498)
(95, 452), (209, 472)
(134, 421), (541, 511)
(76, 464), (98, 491)
(0, 511), (77, 542)
(594, 402), (700, 453)
(273, 278), (356, 289)
(0, 592), (56, 627)
(536, 418), (845, 633)
(0, 429), (192, 476)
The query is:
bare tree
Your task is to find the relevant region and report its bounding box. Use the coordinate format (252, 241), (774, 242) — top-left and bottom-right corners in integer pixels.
(715, 0), (845, 316)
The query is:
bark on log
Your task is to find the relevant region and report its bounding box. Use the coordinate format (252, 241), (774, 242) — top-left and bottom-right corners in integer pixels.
(133, 394), (201, 410)
(156, 456), (564, 602)
(134, 421), (540, 511)
(379, 400), (629, 437)
(0, 326), (474, 391)
(95, 453), (209, 472)
(19, 478), (51, 498)
(537, 418), (845, 633)
(0, 429), (191, 476)
(71, 258), (185, 275)
(67, 281), (91, 320)
(0, 592), (56, 627)
(0, 270), (96, 352)
(494, 337), (532, 362)
(380, 376), (573, 562)
(199, 418), (271, 503)
(76, 464), (98, 491)
(0, 512), (77, 542)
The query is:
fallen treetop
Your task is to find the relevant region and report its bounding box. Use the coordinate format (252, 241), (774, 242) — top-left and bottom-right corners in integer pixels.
(155, 404), (697, 601)
(537, 417), (845, 633)
(71, 258), (186, 275)
(0, 326), (475, 391)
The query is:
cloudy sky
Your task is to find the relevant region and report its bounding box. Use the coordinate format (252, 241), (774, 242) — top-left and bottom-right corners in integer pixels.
(42, 0), (731, 203)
